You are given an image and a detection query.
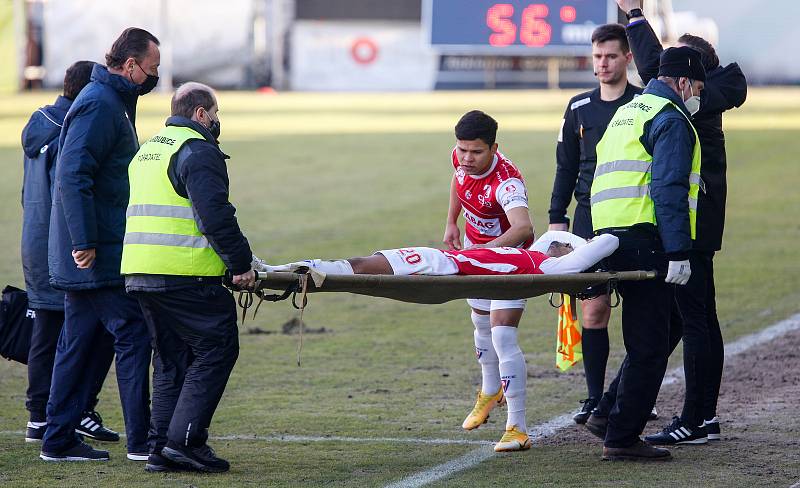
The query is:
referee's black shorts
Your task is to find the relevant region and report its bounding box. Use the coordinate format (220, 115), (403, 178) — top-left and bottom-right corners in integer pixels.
(572, 204), (609, 300)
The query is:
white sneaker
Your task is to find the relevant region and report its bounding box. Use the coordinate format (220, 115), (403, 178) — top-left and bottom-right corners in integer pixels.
(127, 452), (149, 461)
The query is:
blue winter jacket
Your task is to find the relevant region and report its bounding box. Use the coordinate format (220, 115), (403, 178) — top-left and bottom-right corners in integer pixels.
(640, 78), (698, 260)
(49, 64), (140, 290)
(21, 96), (71, 309)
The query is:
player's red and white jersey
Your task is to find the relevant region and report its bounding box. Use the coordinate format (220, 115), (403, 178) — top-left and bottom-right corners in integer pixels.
(451, 149), (531, 247)
(379, 246), (549, 276)
(443, 247), (548, 275)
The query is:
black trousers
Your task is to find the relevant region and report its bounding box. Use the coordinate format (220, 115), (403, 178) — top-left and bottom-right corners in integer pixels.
(25, 309), (114, 422)
(599, 251), (725, 426)
(600, 234), (672, 448)
(133, 285), (239, 453)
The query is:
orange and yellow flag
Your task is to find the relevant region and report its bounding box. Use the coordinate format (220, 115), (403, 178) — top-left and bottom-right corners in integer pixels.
(556, 294), (583, 371)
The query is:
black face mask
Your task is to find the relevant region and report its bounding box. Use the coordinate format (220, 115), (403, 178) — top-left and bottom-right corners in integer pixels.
(134, 62), (159, 95)
(205, 110), (221, 141)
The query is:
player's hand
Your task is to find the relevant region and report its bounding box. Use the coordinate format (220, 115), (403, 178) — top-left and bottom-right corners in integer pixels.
(548, 223), (569, 232)
(665, 260), (691, 285)
(616, 0), (642, 14)
(72, 248), (96, 269)
(233, 269), (256, 289)
(443, 223), (462, 250)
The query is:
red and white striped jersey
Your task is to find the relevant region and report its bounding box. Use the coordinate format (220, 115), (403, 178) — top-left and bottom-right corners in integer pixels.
(443, 247), (548, 275)
(451, 149), (531, 247)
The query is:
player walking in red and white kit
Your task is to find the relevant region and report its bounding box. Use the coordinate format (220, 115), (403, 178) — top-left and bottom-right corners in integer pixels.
(440, 111), (536, 451)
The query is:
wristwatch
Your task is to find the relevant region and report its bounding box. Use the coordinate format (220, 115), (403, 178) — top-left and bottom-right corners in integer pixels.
(626, 8), (643, 20)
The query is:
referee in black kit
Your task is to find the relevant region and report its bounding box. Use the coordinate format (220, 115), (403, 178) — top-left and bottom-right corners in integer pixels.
(547, 23), (642, 423)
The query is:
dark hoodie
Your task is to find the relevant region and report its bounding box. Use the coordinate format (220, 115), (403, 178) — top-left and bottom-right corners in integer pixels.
(20, 96), (72, 309)
(627, 19), (748, 251)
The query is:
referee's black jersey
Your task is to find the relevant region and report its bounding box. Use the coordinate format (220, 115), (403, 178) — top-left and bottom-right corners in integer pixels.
(548, 83), (642, 226)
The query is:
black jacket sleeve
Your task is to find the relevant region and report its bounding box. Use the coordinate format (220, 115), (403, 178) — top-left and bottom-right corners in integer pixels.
(626, 20), (662, 85)
(176, 142), (252, 275)
(549, 101), (580, 224)
(645, 110), (694, 260)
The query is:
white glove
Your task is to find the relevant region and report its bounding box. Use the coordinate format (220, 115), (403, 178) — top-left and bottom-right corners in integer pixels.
(665, 260), (691, 285)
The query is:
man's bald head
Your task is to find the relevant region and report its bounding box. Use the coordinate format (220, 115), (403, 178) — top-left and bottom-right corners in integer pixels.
(171, 82), (217, 118)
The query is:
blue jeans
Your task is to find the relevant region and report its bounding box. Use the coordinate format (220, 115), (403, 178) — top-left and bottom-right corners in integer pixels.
(43, 288), (151, 453)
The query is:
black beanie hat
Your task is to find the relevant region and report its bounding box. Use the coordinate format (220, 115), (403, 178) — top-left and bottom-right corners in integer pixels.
(657, 46), (706, 81)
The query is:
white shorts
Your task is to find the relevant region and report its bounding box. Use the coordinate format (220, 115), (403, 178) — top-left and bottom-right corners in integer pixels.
(378, 247), (458, 275)
(461, 236), (526, 311)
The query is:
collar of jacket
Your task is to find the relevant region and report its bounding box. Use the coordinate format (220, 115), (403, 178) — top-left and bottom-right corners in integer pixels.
(643, 78), (692, 119)
(90, 64), (139, 110)
(164, 115), (230, 160)
(53, 95), (73, 112)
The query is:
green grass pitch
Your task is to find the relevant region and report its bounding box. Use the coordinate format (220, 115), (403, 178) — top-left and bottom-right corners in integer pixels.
(0, 88), (798, 486)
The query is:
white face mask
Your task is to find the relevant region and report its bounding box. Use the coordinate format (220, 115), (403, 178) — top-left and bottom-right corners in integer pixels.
(683, 80), (701, 116)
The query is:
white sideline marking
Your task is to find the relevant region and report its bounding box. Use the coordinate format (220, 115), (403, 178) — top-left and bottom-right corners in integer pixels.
(0, 430), (491, 446)
(385, 312), (800, 488)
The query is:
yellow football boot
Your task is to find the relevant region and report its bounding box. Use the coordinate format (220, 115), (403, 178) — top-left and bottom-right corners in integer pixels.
(494, 425), (532, 452)
(462, 388), (505, 430)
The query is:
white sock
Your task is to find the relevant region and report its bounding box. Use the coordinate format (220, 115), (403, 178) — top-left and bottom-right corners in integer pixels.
(472, 312), (500, 394)
(492, 325), (527, 432)
(294, 259), (354, 274)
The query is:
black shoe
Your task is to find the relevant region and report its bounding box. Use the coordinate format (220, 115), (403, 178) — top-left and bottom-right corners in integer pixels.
(585, 412), (608, 440)
(602, 439), (672, 461)
(649, 406), (659, 421)
(573, 397), (599, 425)
(704, 417), (721, 441)
(644, 416), (708, 445)
(145, 452), (191, 473)
(25, 421), (46, 443)
(162, 441), (230, 473)
(40, 441), (110, 461)
(76, 411), (120, 442)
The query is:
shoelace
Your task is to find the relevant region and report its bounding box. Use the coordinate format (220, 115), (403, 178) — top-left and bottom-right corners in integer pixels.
(84, 410), (103, 425)
(662, 416), (684, 433)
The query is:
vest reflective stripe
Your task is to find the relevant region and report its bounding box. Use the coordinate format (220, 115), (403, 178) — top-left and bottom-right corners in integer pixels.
(593, 160), (652, 177)
(591, 185), (650, 203)
(123, 232), (211, 249)
(591, 93), (702, 238)
(121, 125), (227, 277)
(126, 203), (194, 220)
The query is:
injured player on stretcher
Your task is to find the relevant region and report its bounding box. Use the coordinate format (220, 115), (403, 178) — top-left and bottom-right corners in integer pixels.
(256, 231), (619, 278)
(251, 230), (619, 452)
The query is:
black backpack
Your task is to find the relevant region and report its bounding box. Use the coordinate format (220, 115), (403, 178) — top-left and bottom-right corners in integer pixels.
(0, 286), (34, 364)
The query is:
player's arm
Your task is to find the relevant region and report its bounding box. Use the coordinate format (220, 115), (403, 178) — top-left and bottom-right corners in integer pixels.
(472, 206), (533, 249)
(443, 173), (462, 250)
(539, 234), (619, 274)
(548, 101), (580, 231)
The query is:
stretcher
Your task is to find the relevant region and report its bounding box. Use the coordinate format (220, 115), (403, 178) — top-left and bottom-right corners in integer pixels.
(250, 270), (657, 305)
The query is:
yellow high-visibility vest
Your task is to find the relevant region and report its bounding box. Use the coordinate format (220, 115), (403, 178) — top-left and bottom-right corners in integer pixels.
(591, 93), (702, 238)
(121, 125), (226, 276)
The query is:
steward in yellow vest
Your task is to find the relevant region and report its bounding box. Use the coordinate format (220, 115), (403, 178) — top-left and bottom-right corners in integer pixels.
(586, 47), (706, 462)
(122, 82), (254, 472)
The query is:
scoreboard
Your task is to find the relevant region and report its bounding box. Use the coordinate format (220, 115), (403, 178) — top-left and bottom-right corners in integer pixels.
(424, 0), (615, 55)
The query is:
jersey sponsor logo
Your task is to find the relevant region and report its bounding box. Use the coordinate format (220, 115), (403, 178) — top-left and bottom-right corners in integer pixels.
(463, 209), (502, 236)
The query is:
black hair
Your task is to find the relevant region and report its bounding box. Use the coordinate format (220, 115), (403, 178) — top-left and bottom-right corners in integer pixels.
(171, 83), (216, 118)
(455, 110), (498, 147)
(591, 23), (630, 53)
(63, 60), (94, 100)
(678, 33), (719, 71)
(105, 27), (160, 69)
